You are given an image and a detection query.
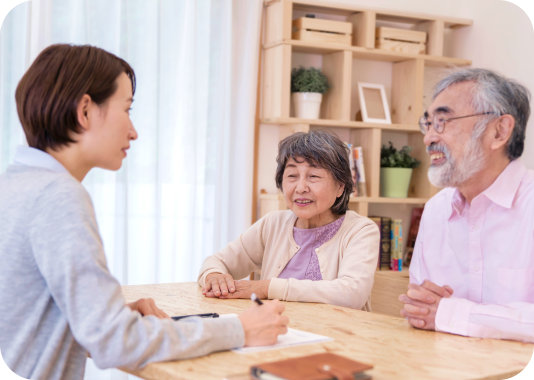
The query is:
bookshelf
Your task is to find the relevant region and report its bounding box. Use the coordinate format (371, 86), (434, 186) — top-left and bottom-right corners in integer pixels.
(255, 0), (472, 221)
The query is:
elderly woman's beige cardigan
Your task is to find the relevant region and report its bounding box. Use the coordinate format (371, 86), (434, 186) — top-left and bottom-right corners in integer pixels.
(198, 210), (380, 311)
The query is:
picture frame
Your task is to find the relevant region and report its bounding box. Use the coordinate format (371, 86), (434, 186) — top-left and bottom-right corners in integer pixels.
(357, 83), (392, 124)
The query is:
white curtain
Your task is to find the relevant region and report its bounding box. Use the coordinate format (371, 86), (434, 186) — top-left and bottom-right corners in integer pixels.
(0, 0), (262, 378)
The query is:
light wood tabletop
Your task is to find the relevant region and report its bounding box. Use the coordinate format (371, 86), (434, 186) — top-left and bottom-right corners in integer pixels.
(121, 282), (533, 380)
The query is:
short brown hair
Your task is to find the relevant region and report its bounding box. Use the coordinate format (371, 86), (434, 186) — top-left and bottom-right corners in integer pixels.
(15, 44), (136, 151)
(275, 131), (353, 215)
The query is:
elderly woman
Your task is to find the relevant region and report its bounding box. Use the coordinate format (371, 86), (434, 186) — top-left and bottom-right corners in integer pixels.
(198, 131), (380, 310)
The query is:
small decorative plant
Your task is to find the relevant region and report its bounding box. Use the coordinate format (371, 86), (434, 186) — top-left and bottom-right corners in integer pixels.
(291, 66), (329, 94)
(381, 142), (421, 169)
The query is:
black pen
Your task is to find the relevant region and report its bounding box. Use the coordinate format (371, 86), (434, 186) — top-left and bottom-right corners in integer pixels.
(171, 313), (219, 321)
(251, 293), (263, 305)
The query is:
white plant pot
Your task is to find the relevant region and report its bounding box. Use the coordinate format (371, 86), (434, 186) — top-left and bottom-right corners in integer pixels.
(292, 92), (322, 119)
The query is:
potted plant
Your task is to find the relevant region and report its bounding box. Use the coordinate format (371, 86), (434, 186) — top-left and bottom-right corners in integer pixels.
(380, 142), (421, 198)
(291, 66), (329, 119)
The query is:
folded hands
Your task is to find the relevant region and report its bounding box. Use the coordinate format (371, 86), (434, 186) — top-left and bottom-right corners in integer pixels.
(399, 280), (454, 331)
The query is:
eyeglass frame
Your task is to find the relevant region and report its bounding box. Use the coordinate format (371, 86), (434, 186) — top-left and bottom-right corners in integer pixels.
(419, 112), (498, 135)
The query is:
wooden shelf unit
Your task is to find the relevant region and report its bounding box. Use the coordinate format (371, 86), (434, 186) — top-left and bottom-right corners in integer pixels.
(257, 0), (472, 219)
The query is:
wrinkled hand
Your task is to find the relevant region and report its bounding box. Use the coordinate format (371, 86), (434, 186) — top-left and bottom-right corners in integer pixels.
(208, 279), (270, 300)
(238, 299), (289, 346)
(398, 280), (454, 330)
(202, 273), (236, 297)
(127, 298), (169, 319)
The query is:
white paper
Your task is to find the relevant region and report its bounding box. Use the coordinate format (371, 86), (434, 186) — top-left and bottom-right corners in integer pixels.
(232, 327), (333, 354)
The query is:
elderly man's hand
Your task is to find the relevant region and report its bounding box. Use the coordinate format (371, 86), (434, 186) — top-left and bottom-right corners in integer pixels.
(206, 279), (271, 300)
(398, 280), (454, 330)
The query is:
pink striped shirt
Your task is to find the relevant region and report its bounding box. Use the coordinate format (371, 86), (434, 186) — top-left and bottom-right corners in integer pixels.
(409, 159), (534, 342)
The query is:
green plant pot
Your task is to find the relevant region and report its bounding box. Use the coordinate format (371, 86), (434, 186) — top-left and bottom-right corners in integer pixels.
(380, 168), (413, 198)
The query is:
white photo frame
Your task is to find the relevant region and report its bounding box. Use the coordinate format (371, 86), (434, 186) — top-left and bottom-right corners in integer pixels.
(357, 83), (392, 124)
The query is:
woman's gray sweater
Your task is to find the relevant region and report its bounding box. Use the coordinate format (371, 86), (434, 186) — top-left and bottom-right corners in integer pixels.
(0, 148), (244, 380)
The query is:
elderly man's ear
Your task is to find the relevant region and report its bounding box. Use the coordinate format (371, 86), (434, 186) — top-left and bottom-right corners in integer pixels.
(490, 114), (515, 151)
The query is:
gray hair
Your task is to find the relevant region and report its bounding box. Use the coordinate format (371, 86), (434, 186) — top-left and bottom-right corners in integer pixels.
(275, 131), (353, 215)
(433, 68), (531, 160)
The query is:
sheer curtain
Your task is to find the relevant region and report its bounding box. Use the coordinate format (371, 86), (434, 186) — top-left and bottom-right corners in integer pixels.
(1, 0), (262, 378)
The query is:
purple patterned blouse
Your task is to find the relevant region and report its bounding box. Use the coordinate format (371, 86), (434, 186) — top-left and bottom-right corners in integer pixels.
(278, 216), (345, 281)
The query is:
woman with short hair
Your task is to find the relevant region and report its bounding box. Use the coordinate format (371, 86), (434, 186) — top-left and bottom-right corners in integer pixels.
(199, 131), (380, 310)
(0, 43), (287, 380)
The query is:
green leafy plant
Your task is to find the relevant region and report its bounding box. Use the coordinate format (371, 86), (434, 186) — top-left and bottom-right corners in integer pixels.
(381, 142), (421, 169)
(291, 66), (329, 94)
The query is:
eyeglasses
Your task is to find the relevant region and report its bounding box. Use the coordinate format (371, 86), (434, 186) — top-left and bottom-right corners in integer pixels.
(419, 112), (497, 135)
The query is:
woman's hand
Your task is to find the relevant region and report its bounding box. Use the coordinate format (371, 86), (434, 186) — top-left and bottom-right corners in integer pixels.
(238, 299), (288, 346)
(202, 273), (236, 297)
(127, 298), (169, 319)
(208, 279), (270, 300)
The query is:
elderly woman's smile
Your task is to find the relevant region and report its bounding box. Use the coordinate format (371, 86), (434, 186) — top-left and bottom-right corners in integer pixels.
(294, 198), (313, 206)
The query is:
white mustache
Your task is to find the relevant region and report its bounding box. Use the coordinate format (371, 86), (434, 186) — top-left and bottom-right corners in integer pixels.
(427, 144), (451, 160)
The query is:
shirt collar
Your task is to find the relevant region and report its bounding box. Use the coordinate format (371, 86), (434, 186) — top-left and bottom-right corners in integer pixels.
(450, 188), (467, 217)
(449, 159), (526, 218)
(481, 159), (526, 209)
(13, 145), (69, 174)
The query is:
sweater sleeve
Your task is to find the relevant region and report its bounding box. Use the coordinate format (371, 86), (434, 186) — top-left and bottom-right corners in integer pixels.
(197, 214), (268, 286)
(28, 178), (244, 370)
(268, 221), (380, 310)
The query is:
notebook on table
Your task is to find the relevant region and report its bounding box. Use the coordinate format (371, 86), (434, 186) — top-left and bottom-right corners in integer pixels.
(250, 353), (373, 380)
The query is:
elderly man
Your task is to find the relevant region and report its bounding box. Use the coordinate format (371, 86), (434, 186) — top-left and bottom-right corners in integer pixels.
(399, 68), (533, 342)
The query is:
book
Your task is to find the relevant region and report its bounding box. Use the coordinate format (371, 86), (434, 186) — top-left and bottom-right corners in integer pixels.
(370, 216), (391, 270)
(390, 219), (403, 271)
(345, 142), (358, 196)
(398, 219), (403, 271)
(250, 353), (373, 380)
(353, 147), (367, 197)
(404, 207), (424, 268)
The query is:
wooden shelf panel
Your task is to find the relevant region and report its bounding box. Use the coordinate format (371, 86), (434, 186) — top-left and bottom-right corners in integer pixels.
(263, 40), (471, 67)
(289, 0), (472, 28)
(261, 117), (420, 132)
(259, 194), (428, 204)
(349, 197), (428, 204)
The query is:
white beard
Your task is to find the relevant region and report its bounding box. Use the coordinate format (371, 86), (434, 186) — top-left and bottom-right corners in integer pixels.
(428, 131), (486, 188)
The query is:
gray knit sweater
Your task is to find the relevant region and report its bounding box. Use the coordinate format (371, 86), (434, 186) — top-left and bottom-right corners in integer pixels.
(0, 147), (244, 380)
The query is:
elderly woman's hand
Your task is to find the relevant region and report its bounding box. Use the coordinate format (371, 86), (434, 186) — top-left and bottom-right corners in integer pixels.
(202, 273), (236, 297)
(210, 280), (271, 300)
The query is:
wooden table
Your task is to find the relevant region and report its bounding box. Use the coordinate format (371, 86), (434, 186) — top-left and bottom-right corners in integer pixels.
(121, 282), (533, 380)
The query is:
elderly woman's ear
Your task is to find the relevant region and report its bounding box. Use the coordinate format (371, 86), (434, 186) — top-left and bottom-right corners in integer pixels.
(336, 182), (345, 198)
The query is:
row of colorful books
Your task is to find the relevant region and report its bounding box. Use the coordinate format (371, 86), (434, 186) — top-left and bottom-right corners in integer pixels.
(369, 208), (424, 271)
(345, 143), (367, 197)
(369, 217), (402, 271)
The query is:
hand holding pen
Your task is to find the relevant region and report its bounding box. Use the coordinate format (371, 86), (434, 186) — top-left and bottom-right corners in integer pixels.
(236, 294), (289, 347)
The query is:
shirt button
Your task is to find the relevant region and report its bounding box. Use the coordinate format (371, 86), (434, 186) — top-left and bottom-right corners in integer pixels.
(315, 248), (320, 252)
(320, 268), (325, 273)
(473, 266), (479, 272)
